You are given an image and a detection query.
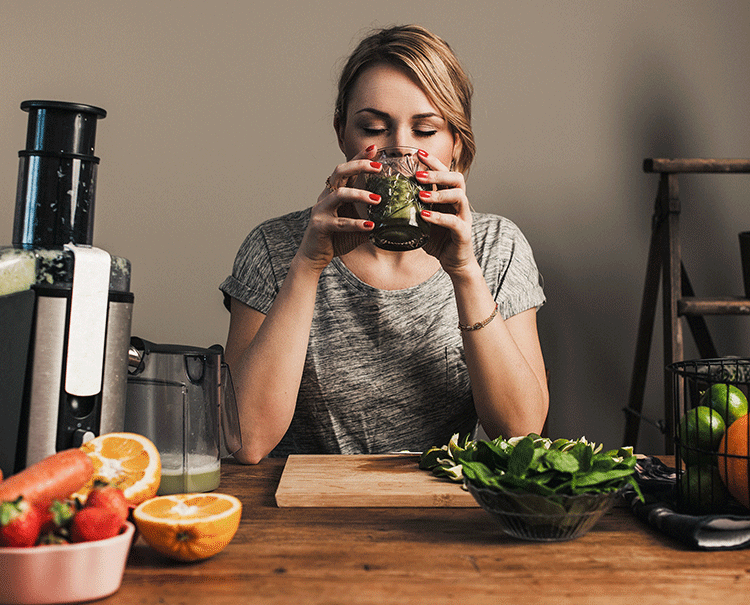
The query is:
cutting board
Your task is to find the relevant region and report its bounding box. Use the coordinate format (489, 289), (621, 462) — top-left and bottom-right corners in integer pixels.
(274, 454), (478, 507)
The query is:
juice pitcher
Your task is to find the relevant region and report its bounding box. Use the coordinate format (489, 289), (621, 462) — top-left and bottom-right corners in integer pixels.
(124, 338), (241, 494)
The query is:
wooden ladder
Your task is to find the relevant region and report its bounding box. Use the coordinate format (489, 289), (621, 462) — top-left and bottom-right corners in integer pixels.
(623, 158), (750, 452)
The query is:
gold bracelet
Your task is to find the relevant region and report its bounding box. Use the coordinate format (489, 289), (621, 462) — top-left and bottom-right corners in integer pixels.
(458, 302), (499, 332)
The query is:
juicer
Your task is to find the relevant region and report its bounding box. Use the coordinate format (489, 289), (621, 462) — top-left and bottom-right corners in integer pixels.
(0, 100), (133, 475)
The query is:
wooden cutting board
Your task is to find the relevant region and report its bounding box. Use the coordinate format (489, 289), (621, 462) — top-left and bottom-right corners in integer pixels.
(274, 454), (478, 507)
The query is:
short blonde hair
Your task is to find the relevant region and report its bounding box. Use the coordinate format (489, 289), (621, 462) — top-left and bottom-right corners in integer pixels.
(335, 25), (475, 174)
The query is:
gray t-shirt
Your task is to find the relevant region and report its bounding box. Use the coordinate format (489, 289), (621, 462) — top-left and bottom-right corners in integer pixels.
(220, 209), (545, 456)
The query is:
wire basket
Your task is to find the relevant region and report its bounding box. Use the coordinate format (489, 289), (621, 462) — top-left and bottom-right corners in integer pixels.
(668, 358), (750, 515)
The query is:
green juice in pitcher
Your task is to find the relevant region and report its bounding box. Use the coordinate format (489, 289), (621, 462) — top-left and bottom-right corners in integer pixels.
(157, 452), (221, 494)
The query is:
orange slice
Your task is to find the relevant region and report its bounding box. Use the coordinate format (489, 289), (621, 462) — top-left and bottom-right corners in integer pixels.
(133, 493), (242, 561)
(71, 432), (161, 506)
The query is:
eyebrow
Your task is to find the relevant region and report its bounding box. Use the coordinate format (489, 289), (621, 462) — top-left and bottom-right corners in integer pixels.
(354, 108), (444, 121)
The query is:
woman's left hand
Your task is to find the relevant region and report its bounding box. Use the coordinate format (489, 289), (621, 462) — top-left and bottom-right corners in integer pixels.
(416, 150), (475, 276)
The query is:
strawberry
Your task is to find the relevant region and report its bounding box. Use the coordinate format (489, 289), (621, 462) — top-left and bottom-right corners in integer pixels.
(69, 506), (123, 543)
(37, 499), (77, 543)
(85, 482), (129, 524)
(39, 499), (77, 534)
(0, 496), (43, 547)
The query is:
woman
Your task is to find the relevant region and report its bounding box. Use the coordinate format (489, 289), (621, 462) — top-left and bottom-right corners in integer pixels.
(220, 25), (548, 464)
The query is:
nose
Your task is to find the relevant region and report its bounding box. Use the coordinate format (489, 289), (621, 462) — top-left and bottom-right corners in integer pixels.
(382, 126), (420, 154)
(382, 145), (418, 158)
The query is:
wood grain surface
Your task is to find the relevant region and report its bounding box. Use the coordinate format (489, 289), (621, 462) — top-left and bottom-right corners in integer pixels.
(99, 455), (750, 605)
(274, 454), (477, 507)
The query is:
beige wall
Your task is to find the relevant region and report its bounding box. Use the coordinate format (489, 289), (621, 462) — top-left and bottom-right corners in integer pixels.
(3, 0), (750, 455)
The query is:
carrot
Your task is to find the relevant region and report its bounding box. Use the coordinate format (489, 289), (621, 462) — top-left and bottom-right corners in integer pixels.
(0, 449), (94, 508)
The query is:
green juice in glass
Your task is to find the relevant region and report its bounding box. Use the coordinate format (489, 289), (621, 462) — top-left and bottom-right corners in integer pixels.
(157, 452), (221, 495)
(365, 148), (430, 251)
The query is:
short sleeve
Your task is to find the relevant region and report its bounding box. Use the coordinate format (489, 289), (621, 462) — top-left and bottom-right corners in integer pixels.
(472, 214), (545, 320)
(219, 226), (279, 314)
(220, 209), (309, 314)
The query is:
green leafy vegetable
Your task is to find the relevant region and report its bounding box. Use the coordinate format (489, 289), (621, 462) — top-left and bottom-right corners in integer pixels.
(419, 433), (644, 502)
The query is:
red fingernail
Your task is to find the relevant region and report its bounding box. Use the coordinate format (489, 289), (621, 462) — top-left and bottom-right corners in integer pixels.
(418, 149), (428, 158)
(369, 193), (381, 202)
(415, 171), (429, 179)
(421, 210), (432, 218)
(370, 161), (382, 169)
(419, 190), (431, 199)
(364, 220), (374, 228)
(366, 144), (376, 152)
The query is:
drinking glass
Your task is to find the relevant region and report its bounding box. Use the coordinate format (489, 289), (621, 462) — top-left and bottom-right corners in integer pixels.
(365, 146), (430, 251)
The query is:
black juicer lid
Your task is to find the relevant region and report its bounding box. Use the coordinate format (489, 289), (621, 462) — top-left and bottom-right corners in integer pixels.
(20, 100), (106, 160)
(13, 100), (107, 248)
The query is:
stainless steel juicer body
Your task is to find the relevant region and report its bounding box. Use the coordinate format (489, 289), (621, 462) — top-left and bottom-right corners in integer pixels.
(1, 100), (133, 472)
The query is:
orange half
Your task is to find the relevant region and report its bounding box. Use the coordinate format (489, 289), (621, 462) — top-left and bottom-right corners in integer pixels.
(133, 493), (242, 562)
(71, 432), (161, 506)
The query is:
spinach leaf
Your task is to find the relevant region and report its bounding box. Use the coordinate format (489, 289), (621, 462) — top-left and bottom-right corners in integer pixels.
(419, 433), (644, 503)
(508, 436), (535, 476)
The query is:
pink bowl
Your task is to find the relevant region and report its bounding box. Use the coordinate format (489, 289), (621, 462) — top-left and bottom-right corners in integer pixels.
(0, 521), (134, 605)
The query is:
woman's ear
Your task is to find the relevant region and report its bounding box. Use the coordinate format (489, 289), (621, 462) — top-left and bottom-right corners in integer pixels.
(452, 131), (462, 172)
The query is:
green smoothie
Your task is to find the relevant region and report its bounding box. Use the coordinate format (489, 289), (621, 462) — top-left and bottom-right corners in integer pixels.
(366, 174), (429, 251)
(157, 453), (221, 494)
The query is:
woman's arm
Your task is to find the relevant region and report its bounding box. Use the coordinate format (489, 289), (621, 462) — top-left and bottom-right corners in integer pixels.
(225, 149), (382, 464)
(450, 263), (548, 438)
(417, 149), (548, 438)
(224, 255), (322, 464)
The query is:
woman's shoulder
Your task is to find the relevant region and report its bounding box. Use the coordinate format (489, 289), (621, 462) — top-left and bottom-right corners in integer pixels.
(253, 208), (311, 236)
(240, 208), (311, 251)
(470, 212), (528, 248)
(470, 212), (544, 313)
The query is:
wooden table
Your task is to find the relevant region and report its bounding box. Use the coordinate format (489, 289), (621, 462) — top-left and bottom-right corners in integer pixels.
(107, 456), (750, 605)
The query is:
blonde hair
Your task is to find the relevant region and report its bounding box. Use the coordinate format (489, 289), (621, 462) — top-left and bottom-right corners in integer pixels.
(335, 25), (475, 174)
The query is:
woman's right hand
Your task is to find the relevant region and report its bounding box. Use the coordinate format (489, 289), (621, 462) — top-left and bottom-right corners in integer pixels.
(298, 145), (382, 271)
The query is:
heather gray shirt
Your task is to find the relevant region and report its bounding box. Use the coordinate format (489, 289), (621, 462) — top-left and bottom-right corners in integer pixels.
(220, 209), (545, 456)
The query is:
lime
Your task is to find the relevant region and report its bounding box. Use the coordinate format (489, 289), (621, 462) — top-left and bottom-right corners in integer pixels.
(677, 406), (725, 466)
(679, 464), (730, 514)
(700, 383), (749, 427)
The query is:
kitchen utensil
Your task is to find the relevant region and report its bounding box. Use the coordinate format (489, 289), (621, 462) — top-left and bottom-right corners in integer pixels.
(465, 482), (622, 541)
(124, 338), (241, 495)
(0, 100), (133, 474)
(274, 454), (477, 507)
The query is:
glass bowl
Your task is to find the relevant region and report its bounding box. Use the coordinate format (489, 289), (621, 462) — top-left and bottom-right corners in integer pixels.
(465, 482), (622, 542)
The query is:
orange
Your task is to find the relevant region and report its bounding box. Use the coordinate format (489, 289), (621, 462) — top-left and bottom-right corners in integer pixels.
(71, 432), (161, 506)
(718, 414), (750, 509)
(132, 493), (242, 562)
